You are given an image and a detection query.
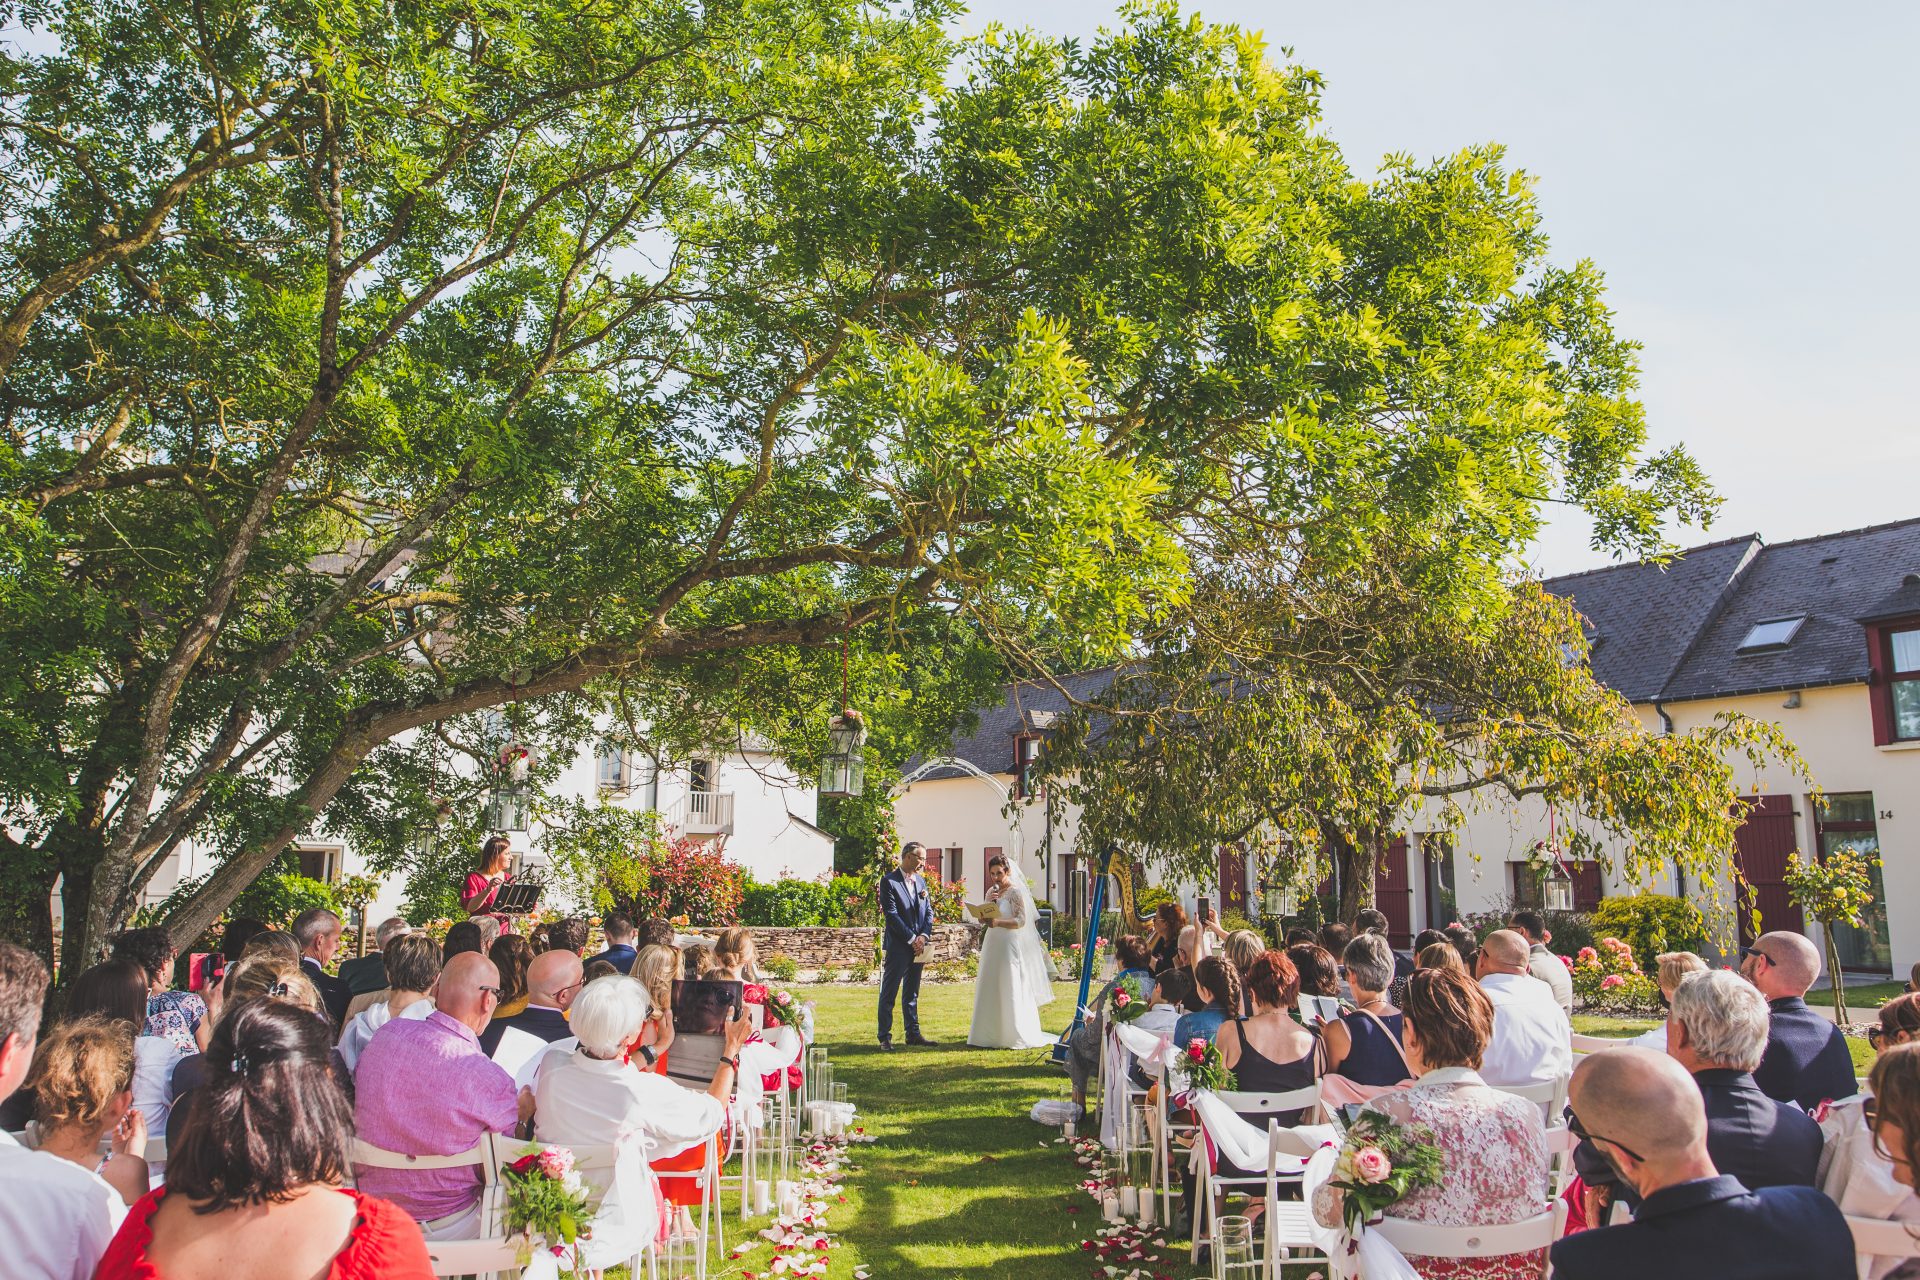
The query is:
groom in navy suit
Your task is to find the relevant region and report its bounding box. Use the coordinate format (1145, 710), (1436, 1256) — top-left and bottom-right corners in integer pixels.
(878, 841), (937, 1050)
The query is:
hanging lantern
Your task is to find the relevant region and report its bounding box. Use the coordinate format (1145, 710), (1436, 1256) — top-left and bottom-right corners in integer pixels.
(819, 709), (867, 798)
(1545, 873), (1574, 913)
(487, 784), (531, 832)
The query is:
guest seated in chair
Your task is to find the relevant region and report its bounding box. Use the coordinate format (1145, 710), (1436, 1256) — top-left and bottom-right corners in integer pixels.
(338, 933), (442, 1073)
(1066, 935), (1158, 1113)
(1315, 967), (1549, 1280)
(1742, 930), (1858, 1111)
(1550, 1047), (1853, 1280)
(1573, 969), (1823, 1225)
(479, 948), (584, 1057)
(353, 952), (533, 1241)
(1817, 996), (1920, 1280)
(1320, 933), (1413, 1089)
(534, 975), (753, 1266)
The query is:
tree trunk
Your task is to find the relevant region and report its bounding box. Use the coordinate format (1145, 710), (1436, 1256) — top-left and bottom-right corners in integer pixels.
(1825, 928), (1850, 1028)
(1324, 823), (1378, 924)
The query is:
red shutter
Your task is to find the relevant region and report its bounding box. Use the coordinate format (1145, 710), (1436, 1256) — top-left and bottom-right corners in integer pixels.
(1572, 861), (1604, 913)
(1733, 794), (1806, 944)
(1217, 845), (1248, 914)
(1868, 624), (1894, 745)
(1372, 836), (1413, 948)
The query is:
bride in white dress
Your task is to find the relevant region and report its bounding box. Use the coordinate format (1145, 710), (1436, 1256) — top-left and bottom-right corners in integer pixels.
(968, 852), (1055, 1049)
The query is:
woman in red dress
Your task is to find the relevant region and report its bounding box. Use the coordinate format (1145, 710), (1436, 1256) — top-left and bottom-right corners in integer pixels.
(95, 999), (432, 1279)
(460, 834), (515, 931)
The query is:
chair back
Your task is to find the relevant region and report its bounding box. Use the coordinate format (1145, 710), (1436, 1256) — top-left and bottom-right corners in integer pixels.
(142, 1137), (167, 1165)
(1571, 1031), (1630, 1054)
(1214, 1083), (1322, 1120)
(1491, 1073), (1569, 1118)
(353, 1134), (503, 1179)
(424, 1236), (524, 1277)
(1372, 1204), (1562, 1259)
(1848, 1215), (1920, 1259)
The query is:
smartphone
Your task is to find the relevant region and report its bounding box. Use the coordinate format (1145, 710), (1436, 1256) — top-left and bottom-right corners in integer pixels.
(670, 978), (744, 1036)
(1196, 896), (1213, 926)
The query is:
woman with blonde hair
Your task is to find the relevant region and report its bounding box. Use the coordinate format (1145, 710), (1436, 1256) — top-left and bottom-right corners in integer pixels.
(1417, 941), (1467, 975)
(631, 945), (681, 1074)
(1630, 951), (1708, 1050)
(704, 926), (757, 981)
(0, 1016), (150, 1280)
(163, 955), (325, 1150)
(1224, 930), (1265, 1015)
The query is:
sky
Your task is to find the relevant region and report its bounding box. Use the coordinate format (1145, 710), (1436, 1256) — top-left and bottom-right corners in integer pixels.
(953, 1), (1920, 577)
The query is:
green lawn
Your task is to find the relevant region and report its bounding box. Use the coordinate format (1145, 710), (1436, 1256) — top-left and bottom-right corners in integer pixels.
(1806, 980), (1905, 1010)
(1574, 1012), (1874, 1073)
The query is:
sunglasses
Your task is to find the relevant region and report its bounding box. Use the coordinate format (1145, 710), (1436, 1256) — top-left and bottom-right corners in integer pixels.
(478, 985), (503, 1000)
(1568, 1108), (1646, 1163)
(1738, 946), (1774, 967)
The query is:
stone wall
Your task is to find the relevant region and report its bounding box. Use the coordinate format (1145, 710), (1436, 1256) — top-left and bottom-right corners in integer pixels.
(688, 923), (980, 970)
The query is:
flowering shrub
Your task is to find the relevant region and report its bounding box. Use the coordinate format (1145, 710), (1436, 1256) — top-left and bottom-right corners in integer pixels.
(1785, 846), (1882, 1026)
(1589, 893), (1706, 968)
(1570, 936), (1660, 1013)
(925, 876), (968, 924)
(603, 835), (746, 925)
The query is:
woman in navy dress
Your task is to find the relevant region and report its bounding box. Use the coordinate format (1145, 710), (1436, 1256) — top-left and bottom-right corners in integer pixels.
(1320, 933), (1414, 1087)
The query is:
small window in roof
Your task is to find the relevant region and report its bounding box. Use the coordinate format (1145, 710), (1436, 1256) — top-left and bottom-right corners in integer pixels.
(1737, 615), (1806, 652)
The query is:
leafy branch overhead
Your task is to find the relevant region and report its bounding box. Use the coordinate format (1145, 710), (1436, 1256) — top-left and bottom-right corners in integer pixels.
(0, 0), (1715, 970)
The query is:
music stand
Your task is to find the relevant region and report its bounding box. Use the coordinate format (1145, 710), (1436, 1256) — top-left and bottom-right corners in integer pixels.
(491, 879), (545, 915)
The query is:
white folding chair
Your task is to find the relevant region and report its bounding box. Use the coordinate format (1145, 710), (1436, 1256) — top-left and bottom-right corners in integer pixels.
(1190, 1085), (1323, 1269)
(424, 1235), (524, 1278)
(1544, 1123), (1578, 1199)
(1571, 1032), (1630, 1054)
(351, 1134), (503, 1219)
(653, 1127), (729, 1280)
(1151, 1062), (1200, 1229)
(1261, 1122), (1332, 1280)
(1357, 1202), (1564, 1279)
(1848, 1215), (1920, 1264)
(1493, 1073), (1570, 1126)
(490, 1138), (655, 1280)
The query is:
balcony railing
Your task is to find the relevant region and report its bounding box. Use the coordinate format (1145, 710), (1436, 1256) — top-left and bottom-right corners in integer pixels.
(664, 789), (735, 837)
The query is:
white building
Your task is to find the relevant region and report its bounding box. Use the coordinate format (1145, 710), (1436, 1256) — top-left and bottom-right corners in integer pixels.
(140, 731), (834, 924)
(898, 518), (1920, 975)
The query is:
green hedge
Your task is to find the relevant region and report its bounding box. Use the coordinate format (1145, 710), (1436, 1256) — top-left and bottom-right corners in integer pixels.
(1589, 893), (1706, 966)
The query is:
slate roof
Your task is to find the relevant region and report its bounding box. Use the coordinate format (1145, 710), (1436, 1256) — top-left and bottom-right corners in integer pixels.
(1542, 535), (1761, 703)
(1544, 516), (1920, 705)
(905, 667), (1117, 780)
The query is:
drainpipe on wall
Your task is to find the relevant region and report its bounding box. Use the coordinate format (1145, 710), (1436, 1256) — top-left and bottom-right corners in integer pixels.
(1653, 700), (1675, 735)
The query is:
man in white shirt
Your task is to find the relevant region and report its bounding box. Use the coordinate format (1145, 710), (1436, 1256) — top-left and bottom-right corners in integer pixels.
(1509, 909), (1574, 1014)
(0, 940), (129, 1280)
(1475, 928), (1572, 1087)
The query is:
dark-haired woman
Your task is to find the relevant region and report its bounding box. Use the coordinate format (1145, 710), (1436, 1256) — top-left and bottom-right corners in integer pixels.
(1148, 901), (1188, 977)
(96, 999), (432, 1280)
(110, 927), (210, 1056)
(67, 958), (190, 1135)
(1174, 956), (1240, 1051)
(1312, 968), (1548, 1280)
(460, 834), (515, 929)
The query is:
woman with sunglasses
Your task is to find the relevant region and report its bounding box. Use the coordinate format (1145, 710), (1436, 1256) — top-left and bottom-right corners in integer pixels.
(1815, 994), (1920, 1279)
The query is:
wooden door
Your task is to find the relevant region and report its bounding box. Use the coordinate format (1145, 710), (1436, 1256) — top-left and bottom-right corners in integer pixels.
(1373, 836), (1413, 948)
(1218, 844), (1248, 915)
(1734, 794), (1804, 944)
(1572, 861), (1604, 913)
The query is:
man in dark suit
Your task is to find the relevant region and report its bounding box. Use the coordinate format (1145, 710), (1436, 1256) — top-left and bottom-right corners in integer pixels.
(877, 841), (936, 1050)
(338, 917), (411, 996)
(1553, 1047), (1854, 1280)
(585, 914), (639, 975)
(1743, 929), (1858, 1110)
(1572, 970), (1823, 1217)
(479, 949), (584, 1056)
(293, 907), (353, 1028)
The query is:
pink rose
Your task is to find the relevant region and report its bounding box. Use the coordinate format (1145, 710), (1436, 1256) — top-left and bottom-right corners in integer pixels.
(1352, 1146), (1392, 1184)
(1114, 991), (1131, 1007)
(536, 1147), (575, 1179)
(1601, 974), (1625, 989)
(1188, 1038), (1208, 1062)
(1559, 953), (1574, 967)
(1577, 946), (1597, 962)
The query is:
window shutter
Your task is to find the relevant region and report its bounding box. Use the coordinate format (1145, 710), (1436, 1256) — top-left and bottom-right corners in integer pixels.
(1573, 861), (1604, 913)
(1867, 624), (1895, 746)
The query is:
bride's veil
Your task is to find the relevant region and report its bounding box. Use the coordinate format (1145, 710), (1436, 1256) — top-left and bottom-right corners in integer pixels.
(1002, 860), (1056, 1007)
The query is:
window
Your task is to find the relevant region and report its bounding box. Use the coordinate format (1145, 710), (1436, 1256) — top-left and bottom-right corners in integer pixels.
(596, 742), (632, 793)
(1816, 792), (1890, 972)
(1890, 627), (1920, 740)
(1737, 615), (1806, 652)
(690, 759), (716, 792)
(1013, 734), (1043, 799)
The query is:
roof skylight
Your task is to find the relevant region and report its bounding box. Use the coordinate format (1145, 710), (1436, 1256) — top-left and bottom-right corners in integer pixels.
(1737, 615), (1806, 653)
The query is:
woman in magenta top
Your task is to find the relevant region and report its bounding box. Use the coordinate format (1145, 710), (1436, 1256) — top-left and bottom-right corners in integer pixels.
(460, 834), (515, 930)
(95, 999), (432, 1280)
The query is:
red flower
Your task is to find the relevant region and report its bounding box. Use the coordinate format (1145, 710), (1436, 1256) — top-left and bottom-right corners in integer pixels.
(743, 983), (769, 1003)
(1187, 1038), (1207, 1062)
(506, 1153), (540, 1175)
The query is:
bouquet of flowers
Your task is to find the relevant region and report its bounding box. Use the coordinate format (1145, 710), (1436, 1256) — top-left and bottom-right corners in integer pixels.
(1326, 1113), (1445, 1236)
(1180, 1036), (1236, 1092)
(502, 1145), (594, 1269)
(1108, 973), (1147, 1025)
(751, 983), (803, 1028)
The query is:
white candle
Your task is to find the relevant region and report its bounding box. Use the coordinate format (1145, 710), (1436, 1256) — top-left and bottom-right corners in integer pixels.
(1138, 1193), (1156, 1227)
(1118, 1186), (1139, 1217)
(754, 1180), (771, 1215)
(1102, 1193), (1123, 1223)
(1062, 1119), (1076, 1140)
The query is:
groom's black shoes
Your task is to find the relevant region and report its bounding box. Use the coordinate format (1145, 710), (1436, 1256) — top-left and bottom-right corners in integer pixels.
(879, 1040), (894, 1051)
(905, 1035), (937, 1046)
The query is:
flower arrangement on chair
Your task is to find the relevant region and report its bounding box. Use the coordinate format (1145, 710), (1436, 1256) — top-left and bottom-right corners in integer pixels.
(1180, 1037), (1236, 1093)
(1108, 973), (1147, 1025)
(502, 1145), (594, 1270)
(1325, 1113), (1445, 1235)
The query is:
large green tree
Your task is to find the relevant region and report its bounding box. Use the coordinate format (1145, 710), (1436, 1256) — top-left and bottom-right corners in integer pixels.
(0, 0), (1711, 972)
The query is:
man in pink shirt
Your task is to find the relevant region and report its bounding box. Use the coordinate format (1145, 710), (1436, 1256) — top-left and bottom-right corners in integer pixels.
(354, 950), (533, 1239)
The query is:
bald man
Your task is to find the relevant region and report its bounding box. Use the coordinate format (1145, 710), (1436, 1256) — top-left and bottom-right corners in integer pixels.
(354, 952), (535, 1239)
(1740, 930), (1857, 1109)
(479, 947), (584, 1057)
(1474, 928), (1571, 1088)
(1551, 1048), (1852, 1280)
